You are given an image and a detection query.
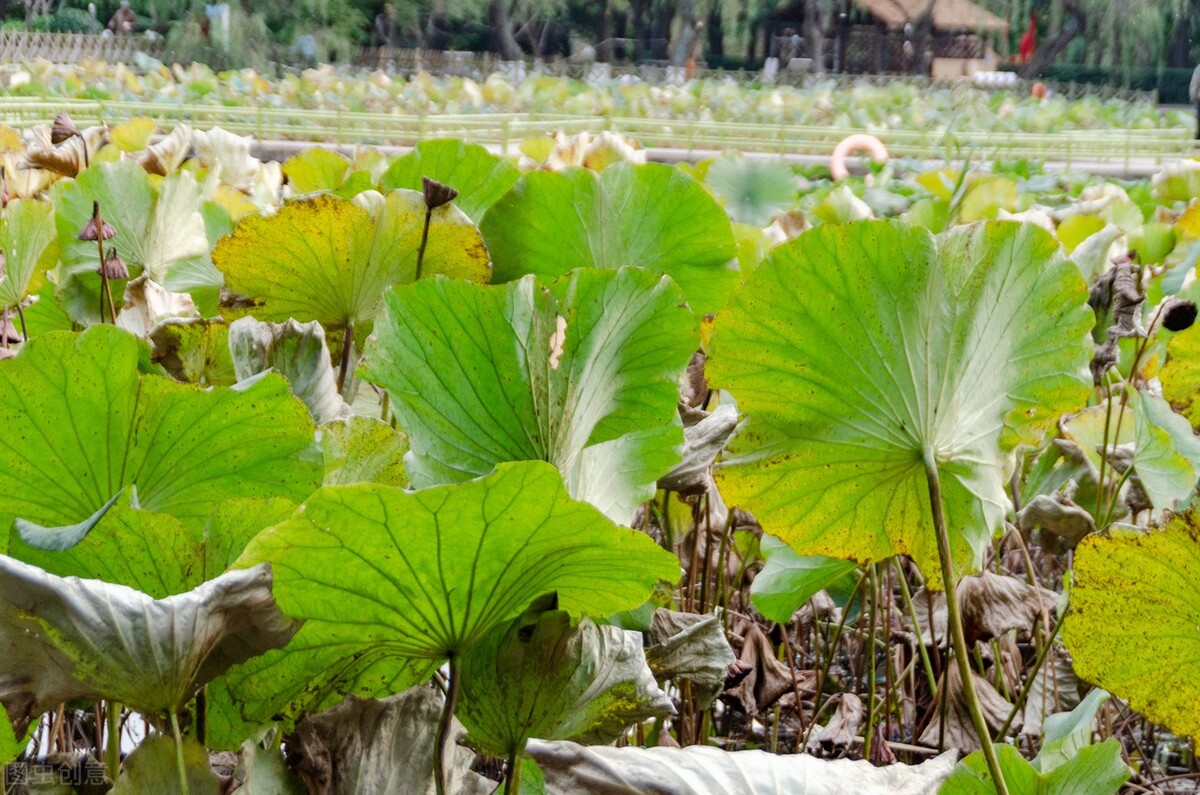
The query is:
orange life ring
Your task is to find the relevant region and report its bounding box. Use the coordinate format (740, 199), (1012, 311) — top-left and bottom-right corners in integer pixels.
(830, 134), (889, 181)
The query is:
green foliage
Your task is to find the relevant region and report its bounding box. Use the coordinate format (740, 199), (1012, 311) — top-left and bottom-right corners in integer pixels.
(704, 156), (797, 227)
(212, 192), (489, 330)
(360, 267), (695, 524)
(749, 535), (859, 624)
(228, 461), (679, 722)
(458, 599), (673, 757)
(0, 199), (58, 311)
(708, 220), (1094, 581)
(9, 124), (1200, 787)
(479, 163), (739, 316)
(0, 326), (321, 540)
(380, 139), (520, 223)
(110, 736), (222, 794)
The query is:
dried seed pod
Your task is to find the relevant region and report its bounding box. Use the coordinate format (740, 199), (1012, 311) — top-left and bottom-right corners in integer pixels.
(50, 112), (79, 145)
(78, 202), (116, 241)
(1162, 298), (1198, 332)
(97, 249), (129, 280)
(421, 176), (458, 209)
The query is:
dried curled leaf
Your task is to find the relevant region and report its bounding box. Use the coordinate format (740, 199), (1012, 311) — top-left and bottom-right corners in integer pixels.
(291, 688), (492, 795)
(138, 123), (193, 176)
(806, 693), (864, 756)
(20, 124), (105, 178)
(526, 739), (956, 794)
(918, 665), (1020, 752)
(908, 571), (1056, 648)
(1016, 494), (1096, 550)
(0, 559), (298, 737)
(644, 609), (736, 708)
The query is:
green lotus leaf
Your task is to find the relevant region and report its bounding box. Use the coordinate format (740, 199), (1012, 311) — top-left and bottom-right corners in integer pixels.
(11, 497), (297, 599)
(941, 740), (1127, 795)
(705, 156), (796, 227)
(19, 282), (74, 340)
(320, 416), (409, 487)
(150, 319), (236, 386)
(1161, 324), (1200, 431)
(283, 148), (357, 196)
(110, 735), (222, 795)
(228, 461), (679, 723)
(0, 198), (58, 311)
(1064, 511), (1200, 739)
(0, 558), (298, 737)
(52, 162), (217, 321)
(380, 139), (520, 222)
(1, 710), (30, 765)
(812, 184), (873, 225)
(478, 163), (739, 316)
(750, 535), (860, 624)
(1060, 394), (1200, 511)
(958, 176), (1018, 223)
(359, 267), (694, 523)
(0, 326), (321, 539)
(234, 738), (306, 795)
(1056, 214), (1105, 253)
(1131, 391), (1200, 509)
(708, 220), (1093, 581)
(459, 600), (673, 757)
(212, 191), (490, 330)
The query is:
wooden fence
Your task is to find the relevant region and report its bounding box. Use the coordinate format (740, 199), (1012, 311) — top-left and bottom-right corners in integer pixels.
(0, 31), (165, 65)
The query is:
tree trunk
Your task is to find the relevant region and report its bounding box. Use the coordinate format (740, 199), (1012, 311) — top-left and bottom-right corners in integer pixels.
(425, 0), (448, 51)
(910, 0), (934, 75)
(489, 0), (524, 60)
(1019, 0), (1084, 78)
(802, 0), (825, 73)
(707, 3), (724, 61)
(629, 0), (650, 59)
(653, 1), (675, 60)
(598, 0), (614, 62)
(1168, 1), (1191, 68)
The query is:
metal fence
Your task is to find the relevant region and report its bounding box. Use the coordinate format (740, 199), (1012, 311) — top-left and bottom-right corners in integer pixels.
(0, 97), (1192, 170)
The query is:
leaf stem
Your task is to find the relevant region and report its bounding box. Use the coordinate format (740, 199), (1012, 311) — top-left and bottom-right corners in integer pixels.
(894, 559), (938, 700)
(922, 449), (1009, 795)
(799, 571), (866, 751)
(504, 747), (522, 795)
(336, 321), (355, 395)
(434, 656), (461, 795)
(415, 207), (433, 281)
(168, 711), (188, 795)
(863, 564), (879, 760)
(104, 702), (121, 782)
(94, 204), (116, 325)
(15, 302), (27, 342)
(995, 623), (1062, 741)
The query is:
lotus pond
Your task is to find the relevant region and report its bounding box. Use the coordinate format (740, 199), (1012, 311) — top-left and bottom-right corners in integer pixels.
(2, 117), (1200, 793)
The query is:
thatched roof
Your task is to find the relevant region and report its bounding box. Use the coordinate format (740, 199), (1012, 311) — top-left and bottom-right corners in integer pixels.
(853, 0), (1009, 33)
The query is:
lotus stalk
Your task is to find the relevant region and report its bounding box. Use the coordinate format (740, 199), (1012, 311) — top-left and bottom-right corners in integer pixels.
(924, 449), (1009, 795)
(78, 201), (118, 324)
(434, 655), (461, 795)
